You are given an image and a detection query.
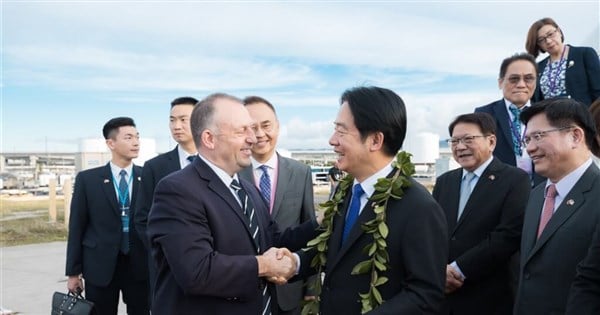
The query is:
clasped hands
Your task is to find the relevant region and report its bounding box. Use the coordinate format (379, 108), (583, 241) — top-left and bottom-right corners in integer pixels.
(256, 247), (297, 285)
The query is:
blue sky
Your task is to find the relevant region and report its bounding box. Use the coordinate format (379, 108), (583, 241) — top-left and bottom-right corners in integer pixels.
(2, 1), (599, 154)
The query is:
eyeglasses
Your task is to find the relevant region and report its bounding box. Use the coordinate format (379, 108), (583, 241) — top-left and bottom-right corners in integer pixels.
(537, 29), (559, 44)
(447, 135), (487, 146)
(522, 126), (574, 146)
(506, 75), (536, 85)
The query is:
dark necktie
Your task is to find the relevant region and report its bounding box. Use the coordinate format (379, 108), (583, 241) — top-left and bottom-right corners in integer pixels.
(342, 184), (364, 244)
(230, 179), (270, 314)
(258, 165), (271, 210)
(187, 155), (196, 163)
(118, 170), (130, 254)
(230, 179), (261, 252)
(538, 184), (557, 239)
(508, 104), (522, 156)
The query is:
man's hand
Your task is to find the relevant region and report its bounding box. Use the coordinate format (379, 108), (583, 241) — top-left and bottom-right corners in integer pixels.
(257, 247), (297, 285)
(67, 275), (84, 294)
(445, 264), (464, 294)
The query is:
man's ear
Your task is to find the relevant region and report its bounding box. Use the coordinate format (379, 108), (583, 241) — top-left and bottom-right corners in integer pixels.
(369, 132), (384, 152)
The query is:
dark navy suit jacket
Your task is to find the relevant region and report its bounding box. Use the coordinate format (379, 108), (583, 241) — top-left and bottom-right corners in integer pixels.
(66, 163), (148, 286)
(534, 45), (600, 107)
(147, 157), (318, 315)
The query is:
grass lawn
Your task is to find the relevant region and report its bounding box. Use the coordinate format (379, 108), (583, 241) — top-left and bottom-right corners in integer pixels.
(0, 196), (68, 247)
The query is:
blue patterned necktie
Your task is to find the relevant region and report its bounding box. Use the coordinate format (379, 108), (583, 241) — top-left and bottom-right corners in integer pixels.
(508, 104), (522, 156)
(342, 184), (364, 244)
(118, 170), (130, 254)
(258, 165), (271, 210)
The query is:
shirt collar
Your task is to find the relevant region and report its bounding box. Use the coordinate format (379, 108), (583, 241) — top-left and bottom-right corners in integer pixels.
(462, 155), (494, 179)
(109, 161), (133, 179)
(251, 153), (278, 170)
(546, 158), (593, 198)
(197, 154), (240, 188)
(354, 159), (394, 198)
(504, 99), (531, 115)
(177, 144), (197, 167)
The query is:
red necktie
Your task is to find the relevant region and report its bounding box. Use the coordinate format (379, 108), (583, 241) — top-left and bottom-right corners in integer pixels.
(537, 184), (557, 239)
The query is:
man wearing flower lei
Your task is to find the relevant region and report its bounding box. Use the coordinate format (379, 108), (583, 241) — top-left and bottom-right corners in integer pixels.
(299, 86), (448, 314)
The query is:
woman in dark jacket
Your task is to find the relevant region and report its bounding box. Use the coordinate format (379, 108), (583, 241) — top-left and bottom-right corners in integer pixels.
(526, 17), (600, 107)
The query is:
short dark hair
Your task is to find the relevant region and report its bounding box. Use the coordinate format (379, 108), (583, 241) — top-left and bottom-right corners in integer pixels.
(340, 86), (406, 156)
(499, 53), (538, 79)
(171, 96), (198, 107)
(243, 96), (277, 115)
(520, 98), (599, 153)
(525, 17), (564, 58)
(448, 112), (497, 136)
(190, 93), (241, 148)
(589, 97), (600, 156)
(102, 117), (136, 140)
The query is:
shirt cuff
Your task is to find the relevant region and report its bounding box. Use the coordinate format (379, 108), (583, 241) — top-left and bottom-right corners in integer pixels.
(450, 261), (466, 280)
(293, 253), (301, 275)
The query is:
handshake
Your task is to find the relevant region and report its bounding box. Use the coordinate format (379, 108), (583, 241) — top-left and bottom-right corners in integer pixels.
(256, 247), (298, 285)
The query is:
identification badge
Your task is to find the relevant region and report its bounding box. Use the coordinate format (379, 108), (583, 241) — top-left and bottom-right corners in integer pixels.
(516, 156), (533, 175)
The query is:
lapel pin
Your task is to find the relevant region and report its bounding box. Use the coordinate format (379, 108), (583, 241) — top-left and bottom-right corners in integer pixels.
(567, 199), (575, 206)
(103, 179), (110, 184)
(568, 60), (575, 68)
(488, 175), (495, 180)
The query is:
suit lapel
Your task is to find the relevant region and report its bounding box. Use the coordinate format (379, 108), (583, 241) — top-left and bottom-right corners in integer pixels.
(444, 169), (462, 233)
(454, 159), (503, 232)
(167, 147), (181, 171)
(130, 165), (142, 210)
(494, 100), (514, 154)
(194, 158), (257, 248)
(327, 187), (352, 268)
(272, 155), (289, 219)
(100, 163), (121, 217)
(526, 164), (599, 260)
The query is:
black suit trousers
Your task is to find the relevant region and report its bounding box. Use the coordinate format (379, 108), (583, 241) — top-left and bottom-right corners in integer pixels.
(85, 254), (149, 315)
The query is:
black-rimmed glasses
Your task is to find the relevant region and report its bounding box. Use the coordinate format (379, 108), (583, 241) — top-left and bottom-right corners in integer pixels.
(447, 135), (487, 146)
(522, 126), (574, 146)
(537, 29), (559, 44)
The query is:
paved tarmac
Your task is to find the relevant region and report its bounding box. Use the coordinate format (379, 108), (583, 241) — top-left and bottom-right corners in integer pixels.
(0, 192), (330, 314)
(0, 241), (126, 314)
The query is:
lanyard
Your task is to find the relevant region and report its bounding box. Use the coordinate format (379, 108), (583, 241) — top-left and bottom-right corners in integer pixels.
(547, 46), (566, 95)
(112, 170), (133, 213)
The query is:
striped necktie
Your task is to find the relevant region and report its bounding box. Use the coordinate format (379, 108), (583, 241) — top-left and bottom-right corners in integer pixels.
(230, 179), (270, 314)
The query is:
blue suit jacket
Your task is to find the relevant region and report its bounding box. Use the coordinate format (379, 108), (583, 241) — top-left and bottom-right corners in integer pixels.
(534, 45), (600, 107)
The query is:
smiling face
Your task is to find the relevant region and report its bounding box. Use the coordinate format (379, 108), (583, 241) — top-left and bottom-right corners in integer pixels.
(328, 102), (372, 181)
(498, 60), (537, 108)
(524, 113), (577, 182)
(209, 99), (257, 176)
(245, 101), (279, 163)
(451, 122), (495, 172)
